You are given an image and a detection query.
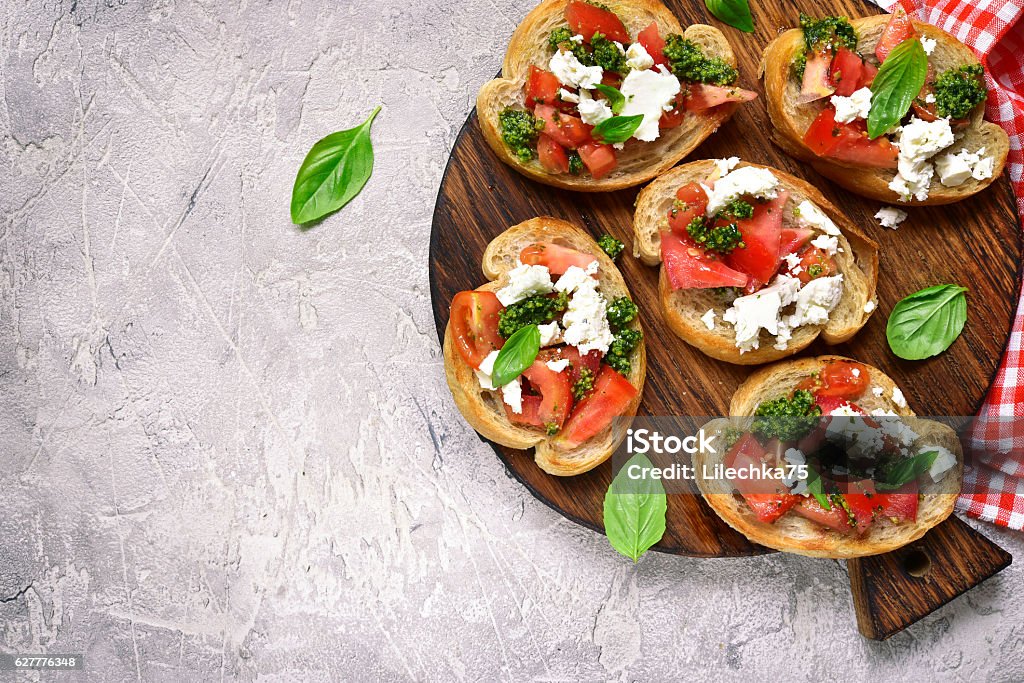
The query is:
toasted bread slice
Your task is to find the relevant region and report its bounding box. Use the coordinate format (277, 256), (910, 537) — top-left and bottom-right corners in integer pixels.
(443, 217), (646, 476)
(694, 355), (963, 558)
(761, 15), (1009, 205)
(633, 160), (879, 365)
(477, 0), (742, 191)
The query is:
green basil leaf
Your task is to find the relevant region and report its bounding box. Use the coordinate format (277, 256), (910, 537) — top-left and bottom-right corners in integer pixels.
(603, 453), (667, 562)
(877, 451), (939, 490)
(705, 0), (754, 33)
(886, 284), (968, 360)
(592, 114), (644, 144)
(868, 39), (928, 139)
(594, 84), (626, 114)
(806, 467), (831, 510)
(491, 324), (540, 387)
(290, 105), (381, 224)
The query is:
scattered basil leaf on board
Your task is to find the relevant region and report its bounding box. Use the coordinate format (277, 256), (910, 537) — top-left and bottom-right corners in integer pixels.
(886, 284), (968, 360)
(603, 453), (667, 562)
(290, 105), (381, 224)
(594, 84), (626, 114)
(705, 0), (754, 33)
(868, 39), (928, 139)
(592, 114), (644, 144)
(876, 451), (939, 490)
(491, 324), (540, 387)
(806, 467), (831, 510)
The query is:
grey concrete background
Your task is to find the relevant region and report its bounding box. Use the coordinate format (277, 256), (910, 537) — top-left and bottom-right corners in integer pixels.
(1, 0), (1022, 680)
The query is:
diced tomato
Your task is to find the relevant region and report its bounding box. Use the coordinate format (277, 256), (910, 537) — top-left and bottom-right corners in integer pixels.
(874, 480), (919, 522)
(803, 106), (844, 156)
(537, 134), (570, 174)
(684, 83), (758, 111)
(838, 478), (877, 536)
(505, 394), (544, 428)
(724, 434), (801, 523)
(812, 394), (866, 416)
(577, 140), (617, 179)
(876, 9), (916, 63)
(798, 51), (836, 104)
(564, 0), (630, 44)
(534, 104), (593, 150)
(520, 241), (597, 275)
(558, 366), (637, 447)
(555, 345), (602, 387)
(858, 61), (878, 88)
(829, 47), (864, 97)
(793, 246), (837, 285)
(803, 107), (898, 168)
(723, 191), (787, 284)
(779, 227), (814, 256)
(660, 231), (749, 290)
(659, 92), (687, 129)
(793, 496), (856, 534)
(521, 359), (574, 431)
(818, 360), (870, 399)
(525, 66), (564, 110)
(449, 290), (504, 368)
(667, 183), (708, 235)
(600, 72), (622, 89)
(637, 21), (668, 67)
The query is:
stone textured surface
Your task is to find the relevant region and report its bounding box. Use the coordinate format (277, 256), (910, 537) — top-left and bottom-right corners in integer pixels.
(1, 1), (1022, 680)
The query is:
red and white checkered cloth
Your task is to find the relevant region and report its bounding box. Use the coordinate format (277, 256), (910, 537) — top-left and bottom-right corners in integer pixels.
(874, 0), (1024, 529)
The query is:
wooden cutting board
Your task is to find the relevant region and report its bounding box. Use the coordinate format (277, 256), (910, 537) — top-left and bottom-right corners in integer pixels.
(429, 0), (1015, 638)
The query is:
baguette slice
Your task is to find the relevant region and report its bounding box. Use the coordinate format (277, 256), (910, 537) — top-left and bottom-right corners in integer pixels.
(634, 160), (879, 365)
(761, 15), (1009, 205)
(477, 0), (741, 192)
(694, 355), (963, 558)
(443, 217), (646, 476)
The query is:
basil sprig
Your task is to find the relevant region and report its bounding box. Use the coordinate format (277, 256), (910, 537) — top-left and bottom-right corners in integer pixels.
(491, 324), (540, 387)
(290, 106), (381, 224)
(603, 453), (667, 562)
(886, 284), (968, 360)
(876, 451), (939, 490)
(592, 114), (644, 144)
(805, 467), (831, 510)
(705, 0), (754, 33)
(593, 84), (626, 114)
(868, 38), (928, 139)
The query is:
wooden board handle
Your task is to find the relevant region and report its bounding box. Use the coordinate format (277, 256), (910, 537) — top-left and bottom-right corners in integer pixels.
(847, 516), (1012, 640)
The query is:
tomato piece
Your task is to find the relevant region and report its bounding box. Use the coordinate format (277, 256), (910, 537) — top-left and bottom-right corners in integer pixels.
(803, 106), (844, 156)
(793, 496), (856, 534)
(565, 0), (630, 44)
(838, 478), (876, 536)
(724, 434), (801, 523)
(534, 104), (593, 150)
(449, 290), (504, 368)
(798, 51), (836, 104)
(723, 191), (787, 284)
(660, 231), (749, 290)
(637, 21), (668, 67)
(521, 359), (574, 431)
(813, 394), (866, 415)
(659, 92), (687, 129)
(829, 47), (864, 97)
(555, 345), (602, 387)
(557, 366), (637, 447)
(779, 227), (814, 256)
(667, 183), (708, 235)
(537, 134), (570, 174)
(803, 107), (898, 168)
(876, 9), (916, 63)
(874, 480), (918, 522)
(519, 241), (597, 275)
(684, 83), (758, 112)
(817, 360), (870, 399)
(577, 141), (617, 179)
(525, 66), (564, 110)
(793, 246), (837, 285)
(505, 394), (544, 428)
(857, 60), (878, 88)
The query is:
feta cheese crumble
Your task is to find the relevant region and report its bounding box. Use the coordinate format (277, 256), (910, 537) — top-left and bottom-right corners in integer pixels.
(546, 358), (570, 373)
(701, 309), (716, 330)
(475, 350), (500, 390)
(888, 117), (956, 202)
(502, 377), (523, 413)
(935, 147), (995, 187)
(722, 275), (801, 353)
(831, 87), (873, 123)
(921, 36), (937, 55)
(928, 446), (957, 482)
(705, 166), (780, 215)
(561, 276), (614, 355)
(714, 157), (741, 177)
(549, 48), (603, 90)
(538, 321), (562, 347)
(577, 89), (613, 126)
(810, 233), (838, 256)
(618, 65), (681, 142)
(558, 88), (580, 104)
(892, 387), (908, 408)
(864, 300), (876, 313)
(872, 386), (884, 397)
(625, 42), (655, 71)
(875, 206), (908, 229)
(496, 263), (554, 306)
(795, 200), (841, 235)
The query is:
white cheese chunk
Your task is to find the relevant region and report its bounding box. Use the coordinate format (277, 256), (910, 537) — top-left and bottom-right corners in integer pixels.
(722, 275), (801, 353)
(549, 48), (603, 90)
(810, 234), (838, 256)
(921, 37), (937, 55)
(558, 88), (580, 104)
(502, 377), (523, 414)
(538, 321), (562, 347)
(714, 157), (741, 177)
(577, 91), (613, 125)
(705, 166), (780, 215)
(788, 274), (844, 328)
(782, 252), (802, 272)
(830, 404), (862, 417)
(795, 200), (841, 235)
(475, 350), (501, 390)
(935, 152), (973, 187)
(570, 34), (584, 44)
(831, 87), (873, 123)
(618, 65), (681, 142)
(871, 386), (884, 397)
(875, 206), (908, 229)
(925, 92), (936, 104)
(561, 279), (614, 355)
(701, 309), (716, 330)
(554, 263), (597, 294)
(625, 42), (654, 71)
(864, 300), (876, 313)
(928, 446), (957, 482)
(892, 387), (908, 408)
(496, 263), (554, 306)
(888, 117), (956, 202)
(545, 358), (570, 373)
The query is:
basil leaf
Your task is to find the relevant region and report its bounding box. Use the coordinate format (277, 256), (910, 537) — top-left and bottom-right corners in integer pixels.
(877, 451), (939, 490)
(290, 106), (381, 224)
(886, 284), (968, 360)
(705, 0), (754, 33)
(491, 324), (540, 387)
(806, 467), (831, 510)
(592, 114), (644, 144)
(603, 453), (667, 562)
(594, 84), (626, 114)
(868, 39), (928, 139)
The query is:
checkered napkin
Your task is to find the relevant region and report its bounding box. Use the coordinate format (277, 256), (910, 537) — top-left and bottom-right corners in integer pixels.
(872, 0), (1024, 528)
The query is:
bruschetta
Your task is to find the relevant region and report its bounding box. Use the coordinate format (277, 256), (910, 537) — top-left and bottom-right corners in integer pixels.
(694, 356), (963, 558)
(477, 0), (757, 191)
(761, 10), (1008, 205)
(443, 218), (646, 476)
(633, 159), (878, 365)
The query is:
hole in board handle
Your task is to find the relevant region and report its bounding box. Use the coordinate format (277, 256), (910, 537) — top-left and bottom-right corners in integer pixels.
(903, 549), (932, 578)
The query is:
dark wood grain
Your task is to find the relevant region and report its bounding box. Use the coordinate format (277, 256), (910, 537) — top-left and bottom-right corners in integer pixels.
(429, 0), (1020, 559)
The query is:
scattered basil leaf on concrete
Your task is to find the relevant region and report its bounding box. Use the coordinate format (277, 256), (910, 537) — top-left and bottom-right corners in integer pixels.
(603, 453), (667, 562)
(868, 39), (928, 139)
(290, 105), (381, 224)
(886, 284), (968, 360)
(594, 84), (626, 114)
(877, 451), (939, 490)
(593, 114), (644, 144)
(491, 324), (540, 387)
(705, 0), (755, 33)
